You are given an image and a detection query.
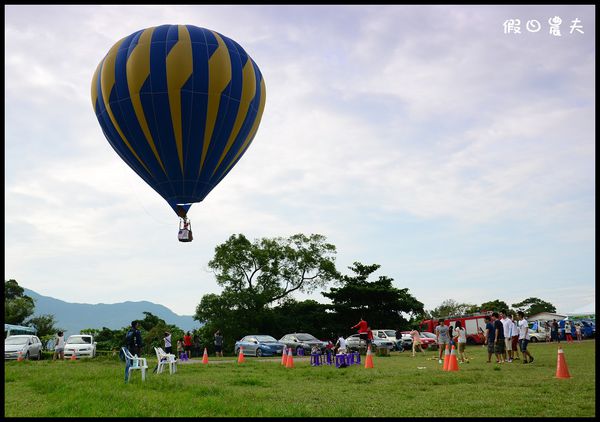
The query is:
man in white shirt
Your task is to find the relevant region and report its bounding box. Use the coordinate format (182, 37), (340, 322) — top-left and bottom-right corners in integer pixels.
(500, 311), (513, 362)
(511, 315), (521, 360)
(517, 311), (534, 364)
(335, 335), (348, 354)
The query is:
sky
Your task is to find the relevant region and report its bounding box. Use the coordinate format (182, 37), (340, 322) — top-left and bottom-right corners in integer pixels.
(5, 5), (595, 318)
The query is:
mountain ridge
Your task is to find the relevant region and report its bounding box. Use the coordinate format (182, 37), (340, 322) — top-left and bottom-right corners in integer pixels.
(23, 288), (199, 336)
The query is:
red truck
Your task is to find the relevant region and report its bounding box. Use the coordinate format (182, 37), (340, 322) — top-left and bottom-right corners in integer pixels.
(419, 312), (492, 345)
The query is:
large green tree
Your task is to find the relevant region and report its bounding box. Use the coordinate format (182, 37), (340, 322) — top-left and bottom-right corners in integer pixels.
(511, 297), (556, 316)
(195, 233), (338, 351)
(207, 233), (338, 310)
(322, 262), (424, 334)
(5, 279), (35, 325)
(26, 314), (62, 338)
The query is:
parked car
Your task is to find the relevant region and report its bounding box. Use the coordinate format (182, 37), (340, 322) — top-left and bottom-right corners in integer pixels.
(234, 335), (286, 357)
(279, 333), (328, 355)
(401, 331), (437, 350)
(345, 333), (395, 352)
(420, 332), (439, 350)
(63, 334), (97, 359)
(5, 335), (43, 360)
(371, 329), (404, 351)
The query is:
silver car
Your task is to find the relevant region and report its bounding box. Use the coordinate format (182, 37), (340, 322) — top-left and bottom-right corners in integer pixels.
(345, 334), (395, 352)
(5, 335), (43, 360)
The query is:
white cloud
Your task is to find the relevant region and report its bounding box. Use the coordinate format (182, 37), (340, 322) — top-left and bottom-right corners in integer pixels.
(4, 5), (595, 315)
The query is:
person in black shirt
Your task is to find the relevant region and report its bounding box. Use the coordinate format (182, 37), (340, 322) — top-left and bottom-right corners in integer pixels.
(492, 312), (505, 363)
(126, 321), (143, 356)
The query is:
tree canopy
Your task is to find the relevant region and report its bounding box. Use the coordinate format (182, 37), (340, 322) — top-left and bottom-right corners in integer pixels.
(322, 262), (425, 332)
(511, 297), (556, 316)
(207, 233), (338, 310)
(5, 279), (35, 325)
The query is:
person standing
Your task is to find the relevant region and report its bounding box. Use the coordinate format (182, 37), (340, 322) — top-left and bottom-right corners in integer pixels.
(510, 315), (521, 360)
(183, 332), (193, 359)
(126, 321), (143, 356)
(177, 338), (184, 359)
(517, 311), (534, 364)
(564, 320), (574, 343)
(544, 321), (551, 342)
(193, 332), (202, 358)
(410, 328), (425, 357)
(366, 326), (374, 349)
(500, 311), (513, 362)
(492, 312), (505, 364)
(454, 321), (468, 363)
(551, 319), (559, 343)
(214, 330), (224, 357)
(53, 331), (65, 360)
(351, 317), (369, 350)
(575, 323), (582, 342)
(435, 319), (450, 364)
(163, 331), (172, 354)
(484, 315), (495, 363)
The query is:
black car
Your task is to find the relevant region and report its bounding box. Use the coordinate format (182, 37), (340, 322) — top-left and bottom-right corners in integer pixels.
(279, 333), (328, 355)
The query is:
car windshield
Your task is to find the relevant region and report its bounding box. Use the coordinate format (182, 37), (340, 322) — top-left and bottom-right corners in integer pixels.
(5, 337), (29, 345)
(384, 331), (396, 337)
(255, 335), (277, 342)
(66, 336), (91, 344)
(421, 332), (436, 339)
(296, 334), (318, 341)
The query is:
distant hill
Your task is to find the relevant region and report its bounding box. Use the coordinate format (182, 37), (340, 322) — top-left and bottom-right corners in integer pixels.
(23, 288), (199, 336)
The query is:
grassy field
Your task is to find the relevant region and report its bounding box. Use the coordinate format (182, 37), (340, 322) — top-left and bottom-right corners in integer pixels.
(4, 340), (595, 417)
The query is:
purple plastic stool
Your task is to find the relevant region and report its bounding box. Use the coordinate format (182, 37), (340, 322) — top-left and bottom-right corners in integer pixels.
(325, 351), (333, 365)
(310, 353), (322, 366)
(335, 354), (346, 368)
(346, 352), (355, 365)
(297, 348), (305, 356)
(354, 351), (361, 365)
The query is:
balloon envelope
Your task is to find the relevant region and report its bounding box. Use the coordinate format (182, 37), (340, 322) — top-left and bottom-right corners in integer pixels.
(91, 24), (266, 216)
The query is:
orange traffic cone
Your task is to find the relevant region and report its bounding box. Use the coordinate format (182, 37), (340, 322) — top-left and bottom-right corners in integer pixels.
(447, 345), (459, 371)
(555, 346), (571, 379)
(364, 345), (374, 368)
(17, 351), (23, 362)
(281, 346), (288, 366)
(70, 353), (77, 361)
(202, 347), (209, 364)
(286, 347), (294, 368)
(442, 344), (450, 371)
(237, 347), (245, 364)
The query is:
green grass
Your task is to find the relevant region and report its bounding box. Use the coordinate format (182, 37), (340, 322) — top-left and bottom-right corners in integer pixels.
(4, 341), (595, 417)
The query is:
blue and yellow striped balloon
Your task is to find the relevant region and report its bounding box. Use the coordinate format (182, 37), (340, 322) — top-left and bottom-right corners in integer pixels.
(91, 24), (266, 217)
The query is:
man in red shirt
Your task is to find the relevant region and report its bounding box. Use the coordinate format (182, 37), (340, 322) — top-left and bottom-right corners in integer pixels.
(351, 317), (369, 349)
(183, 332), (193, 359)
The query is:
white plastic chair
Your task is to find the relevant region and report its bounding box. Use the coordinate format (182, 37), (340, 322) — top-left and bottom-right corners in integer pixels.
(154, 347), (177, 374)
(122, 347), (148, 382)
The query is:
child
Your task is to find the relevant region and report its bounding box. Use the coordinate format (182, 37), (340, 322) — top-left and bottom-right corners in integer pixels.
(177, 338), (184, 359)
(575, 324), (582, 342)
(311, 345), (321, 355)
(410, 328), (425, 357)
(335, 335), (347, 354)
(454, 321), (468, 363)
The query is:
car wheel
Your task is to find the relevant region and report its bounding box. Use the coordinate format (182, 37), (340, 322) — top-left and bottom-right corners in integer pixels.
(530, 337), (538, 343)
(235, 348), (240, 356)
(24, 351), (30, 360)
(37, 350), (42, 360)
(256, 348), (263, 357)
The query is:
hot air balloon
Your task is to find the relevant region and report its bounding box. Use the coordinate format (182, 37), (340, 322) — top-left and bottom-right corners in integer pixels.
(91, 24), (266, 242)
